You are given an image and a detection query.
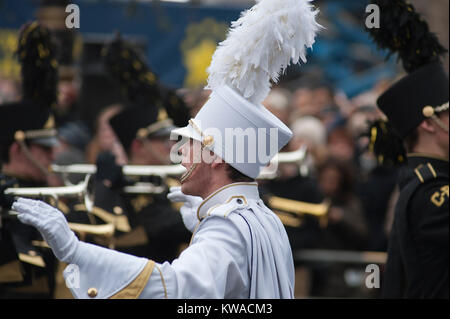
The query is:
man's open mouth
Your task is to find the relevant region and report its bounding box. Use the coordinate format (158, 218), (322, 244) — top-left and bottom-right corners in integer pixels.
(180, 163), (197, 184)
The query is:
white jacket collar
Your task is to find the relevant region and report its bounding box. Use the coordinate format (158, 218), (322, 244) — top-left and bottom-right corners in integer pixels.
(197, 182), (259, 220)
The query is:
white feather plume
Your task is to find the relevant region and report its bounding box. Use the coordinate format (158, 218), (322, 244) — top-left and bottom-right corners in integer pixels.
(207, 0), (322, 105)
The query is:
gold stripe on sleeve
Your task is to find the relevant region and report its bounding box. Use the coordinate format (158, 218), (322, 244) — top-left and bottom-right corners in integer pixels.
(110, 260), (155, 299)
(155, 265), (168, 299)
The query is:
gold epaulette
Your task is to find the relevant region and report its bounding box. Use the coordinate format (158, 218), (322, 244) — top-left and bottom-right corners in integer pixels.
(414, 162), (438, 184)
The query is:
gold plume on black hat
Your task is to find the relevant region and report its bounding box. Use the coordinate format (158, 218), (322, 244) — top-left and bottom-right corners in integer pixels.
(17, 22), (58, 110)
(102, 33), (190, 127)
(102, 33), (160, 107)
(365, 0), (448, 166)
(366, 0), (447, 73)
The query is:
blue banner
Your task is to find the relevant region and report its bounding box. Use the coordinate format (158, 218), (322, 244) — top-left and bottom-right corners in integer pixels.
(0, 0), (396, 97)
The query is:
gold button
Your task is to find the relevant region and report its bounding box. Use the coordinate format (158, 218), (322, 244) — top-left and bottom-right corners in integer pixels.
(14, 130), (26, 142)
(137, 128), (148, 139)
(113, 206), (123, 215)
(423, 105), (435, 118)
(87, 288), (98, 298)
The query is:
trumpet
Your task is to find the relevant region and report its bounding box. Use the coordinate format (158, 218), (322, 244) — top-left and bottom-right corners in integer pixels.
(51, 164), (186, 178)
(266, 195), (331, 228)
(3, 175), (119, 249)
(258, 145), (307, 180)
(50, 145), (308, 180)
(5, 174), (94, 215)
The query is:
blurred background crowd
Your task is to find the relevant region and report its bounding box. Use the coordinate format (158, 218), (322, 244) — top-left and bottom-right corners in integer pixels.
(0, 0), (448, 298)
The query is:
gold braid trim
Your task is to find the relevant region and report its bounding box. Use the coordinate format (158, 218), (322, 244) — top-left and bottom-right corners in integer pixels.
(110, 260), (155, 299)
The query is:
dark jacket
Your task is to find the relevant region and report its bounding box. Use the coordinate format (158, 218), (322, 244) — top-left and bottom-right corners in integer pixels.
(382, 154), (449, 299)
(0, 176), (57, 298)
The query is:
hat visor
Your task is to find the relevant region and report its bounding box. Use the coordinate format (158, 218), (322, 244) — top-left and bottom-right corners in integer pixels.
(171, 123), (202, 143)
(150, 125), (178, 138)
(30, 136), (60, 148)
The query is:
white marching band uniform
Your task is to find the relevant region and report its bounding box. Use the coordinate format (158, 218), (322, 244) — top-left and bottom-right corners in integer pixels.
(62, 182), (294, 299)
(13, 0), (321, 299)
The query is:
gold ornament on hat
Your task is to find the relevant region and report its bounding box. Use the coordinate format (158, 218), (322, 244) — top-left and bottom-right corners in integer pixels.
(137, 128), (149, 140)
(422, 105), (435, 118)
(202, 135), (214, 148)
(14, 130), (26, 142)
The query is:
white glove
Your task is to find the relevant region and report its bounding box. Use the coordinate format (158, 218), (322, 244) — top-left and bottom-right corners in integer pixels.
(167, 187), (203, 232)
(13, 198), (79, 264)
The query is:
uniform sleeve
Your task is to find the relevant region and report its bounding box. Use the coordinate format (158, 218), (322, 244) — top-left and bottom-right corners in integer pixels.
(410, 181), (449, 245)
(138, 216), (250, 299)
(64, 241), (149, 299)
(407, 180), (449, 298)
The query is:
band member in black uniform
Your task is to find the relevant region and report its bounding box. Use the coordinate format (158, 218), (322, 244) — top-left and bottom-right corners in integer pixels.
(366, 0), (449, 298)
(73, 36), (191, 263)
(0, 22), (60, 298)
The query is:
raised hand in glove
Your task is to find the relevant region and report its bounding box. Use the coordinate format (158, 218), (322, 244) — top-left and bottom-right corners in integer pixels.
(95, 151), (127, 189)
(13, 198), (79, 263)
(167, 186), (203, 232)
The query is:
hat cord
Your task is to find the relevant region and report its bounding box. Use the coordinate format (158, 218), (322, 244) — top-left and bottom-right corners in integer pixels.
(430, 115), (449, 133)
(18, 140), (51, 177)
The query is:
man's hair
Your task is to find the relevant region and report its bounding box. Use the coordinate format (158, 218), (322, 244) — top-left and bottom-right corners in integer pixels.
(226, 164), (255, 183)
(0, 143), (12, 164)
(404, 129), (419, 153)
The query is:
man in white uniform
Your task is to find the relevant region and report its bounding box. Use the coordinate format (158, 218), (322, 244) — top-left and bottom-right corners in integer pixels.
(12, 0), (321, 299)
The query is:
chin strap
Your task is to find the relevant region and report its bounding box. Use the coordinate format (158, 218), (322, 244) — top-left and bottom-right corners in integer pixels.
(180, 163), (198, 184)
(431, 116), (449, 134)
(424, 102), (449, 134)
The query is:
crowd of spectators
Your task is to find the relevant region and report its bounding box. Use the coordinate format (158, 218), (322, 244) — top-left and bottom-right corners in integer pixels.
(1, 74), (402, 298)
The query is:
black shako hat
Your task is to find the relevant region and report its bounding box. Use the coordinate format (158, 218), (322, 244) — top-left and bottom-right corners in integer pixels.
(0, 100), (57, 147)
(377, 61), (449, 138)
(365, 0), (449, 166)
(0, 22), (58, 148)
(109, 105), (174, 152)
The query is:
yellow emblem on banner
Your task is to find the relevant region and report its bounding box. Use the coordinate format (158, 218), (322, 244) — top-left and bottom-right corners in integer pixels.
(0, 29), (20, 80)
(181, 18), (228, 88)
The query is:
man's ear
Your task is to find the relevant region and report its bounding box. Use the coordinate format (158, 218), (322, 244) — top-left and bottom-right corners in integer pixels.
(130, 139), (143, 155)
(210, 154), (225, 169)
(418, 119), (436, 134)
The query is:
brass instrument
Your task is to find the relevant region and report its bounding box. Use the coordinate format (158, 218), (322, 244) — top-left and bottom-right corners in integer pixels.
(3, 175), (116, 246)
(5, 174), (93, 213)
(51, 163), (187, 178)
(266, 195), (330, 228)
(50, 145), (308, 181)
(2, 146), (309, 248)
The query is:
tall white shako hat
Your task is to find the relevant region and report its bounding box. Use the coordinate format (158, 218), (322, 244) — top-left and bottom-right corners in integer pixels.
(172, 0), (321, 179)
